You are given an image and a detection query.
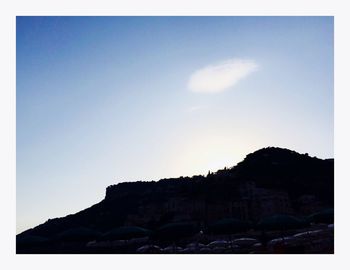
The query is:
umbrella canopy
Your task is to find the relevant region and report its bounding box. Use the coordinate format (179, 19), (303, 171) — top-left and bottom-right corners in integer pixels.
(198, 247), (212, 254)
(186, 242), (206, 249)
(308, 208), (334, 224)
(207, 218), (251, 235)
(57, 227), (102, 242)
(207, 240), (229, 248)
(293, 229), (327, 241)
(267, 236), (297, 247)
(155, 222), (198, 241)
(232, 237), (259, 247)
(136, 244), (161, 254)
(103, 226), (152, 241)
(162, 246), (183, 253)
(257, 214), (307, 231)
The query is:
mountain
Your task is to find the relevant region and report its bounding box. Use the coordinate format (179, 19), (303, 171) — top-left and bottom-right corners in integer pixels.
(233, 147), (334, 204)
(18, 147), (334, 239)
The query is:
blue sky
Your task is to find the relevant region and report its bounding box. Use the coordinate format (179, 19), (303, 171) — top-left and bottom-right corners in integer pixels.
(16, 16), (333, 233)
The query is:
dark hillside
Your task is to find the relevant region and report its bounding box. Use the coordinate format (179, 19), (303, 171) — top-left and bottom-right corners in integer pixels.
(17, 147), (333, 240)
(232, 147), (334, 204)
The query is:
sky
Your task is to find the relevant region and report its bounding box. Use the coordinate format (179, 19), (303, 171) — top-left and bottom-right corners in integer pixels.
(16, 16), (333, 233)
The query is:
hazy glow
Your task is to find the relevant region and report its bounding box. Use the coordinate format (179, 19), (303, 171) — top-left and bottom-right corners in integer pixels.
(188, 59), (258, 93)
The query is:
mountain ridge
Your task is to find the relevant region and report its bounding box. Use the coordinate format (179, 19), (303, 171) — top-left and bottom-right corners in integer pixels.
(18, 146), (334, 238)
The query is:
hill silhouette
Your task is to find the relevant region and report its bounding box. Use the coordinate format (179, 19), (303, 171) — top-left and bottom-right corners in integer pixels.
(17, 147), (334, 240)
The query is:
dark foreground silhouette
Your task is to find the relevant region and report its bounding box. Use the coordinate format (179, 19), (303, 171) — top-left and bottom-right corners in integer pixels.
(17, 147), (334, 254)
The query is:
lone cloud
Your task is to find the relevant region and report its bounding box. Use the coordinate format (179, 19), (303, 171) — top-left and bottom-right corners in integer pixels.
(188, 58), (258, 93)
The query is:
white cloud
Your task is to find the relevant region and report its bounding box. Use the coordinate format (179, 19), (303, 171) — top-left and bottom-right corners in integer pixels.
(187, 58), (258, 93)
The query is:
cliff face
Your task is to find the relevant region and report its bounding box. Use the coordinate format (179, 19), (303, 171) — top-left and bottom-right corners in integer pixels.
(18, 147), (334, 237)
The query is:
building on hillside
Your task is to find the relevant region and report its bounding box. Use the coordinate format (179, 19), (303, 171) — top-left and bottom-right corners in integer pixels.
(239, 181), (293, 220)
(125, 181), (294, 227)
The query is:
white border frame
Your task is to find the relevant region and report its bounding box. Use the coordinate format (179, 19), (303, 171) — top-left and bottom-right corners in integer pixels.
(1, 1), (348, 269)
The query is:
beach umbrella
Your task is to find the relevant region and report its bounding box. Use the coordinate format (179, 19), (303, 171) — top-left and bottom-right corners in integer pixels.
(207, 240), (229, 248)
(293, 229), (324, 240)
(57, 227), (102, 242)
(103, 226), (152, 241)
(267, 236), (296, 246)
(252, 242), (263, 251)
(257, 215), (308, 253)
(207, 218), (251, 235)
(186, 242), (206, 249)
(232, 237), (259, 247)
(162, 245), (183, 253)
(206, 218), (252, 253)
(155, 222), (198, 241)
(199, 247), (212, 254)
(308, 208), (334, 224)
(180, 247), (195, 254)
(136, 244), (161, 254)
(257, 214), (307, 231)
